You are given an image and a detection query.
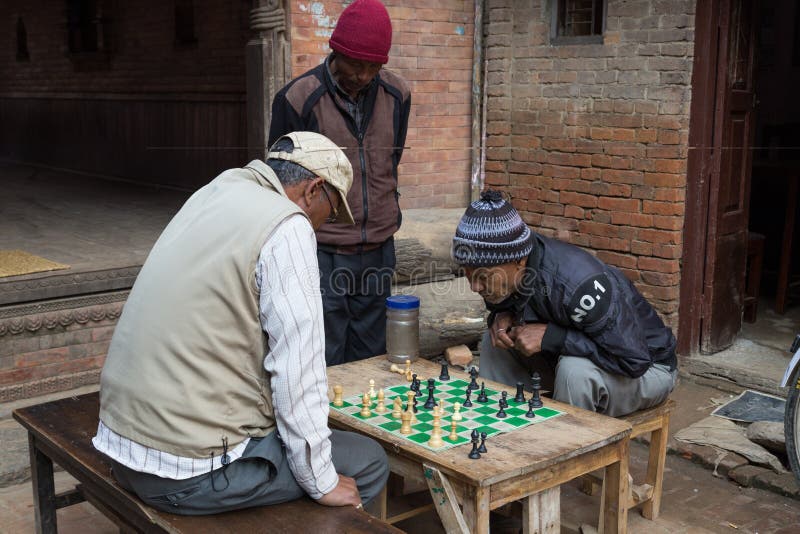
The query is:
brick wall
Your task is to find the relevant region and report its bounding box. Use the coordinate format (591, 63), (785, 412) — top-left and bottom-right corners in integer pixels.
(484, 0), (695, 326)
(0, 1), (249, 189)
(288, 0), (475, 209)
(1, 0), (248, 94)
(0, 299), (124, 402)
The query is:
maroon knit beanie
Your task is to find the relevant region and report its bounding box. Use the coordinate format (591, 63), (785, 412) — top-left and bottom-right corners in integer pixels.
(329, 0), (392, 64)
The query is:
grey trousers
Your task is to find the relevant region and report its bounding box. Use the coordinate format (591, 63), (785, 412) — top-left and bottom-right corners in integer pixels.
(479, 331), (677, 417)
(110, 429), (388, 515)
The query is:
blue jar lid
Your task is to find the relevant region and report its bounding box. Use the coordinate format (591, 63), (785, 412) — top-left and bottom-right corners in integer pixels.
(386, 295), (420, 310)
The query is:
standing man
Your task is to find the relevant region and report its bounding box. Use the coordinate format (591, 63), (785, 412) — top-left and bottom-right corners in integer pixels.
(268, 0), (412, 366)
(93, 132), (388, 514)
(453, 191), (678, 417)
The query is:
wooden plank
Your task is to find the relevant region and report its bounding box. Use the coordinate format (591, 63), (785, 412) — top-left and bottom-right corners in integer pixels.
(54, 488), (86, 509)
(522, 486), (560, 534)
(423, 464), (470, 534)
(326, 356), (631, 488)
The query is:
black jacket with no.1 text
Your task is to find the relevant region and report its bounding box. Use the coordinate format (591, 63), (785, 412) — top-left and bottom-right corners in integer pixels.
(487, 233), (678, 379)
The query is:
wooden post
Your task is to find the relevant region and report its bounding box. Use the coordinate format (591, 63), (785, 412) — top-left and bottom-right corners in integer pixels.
(28, 435), (57, 534)
(246, 0), (291, 161)
(522, 486), (560, 534)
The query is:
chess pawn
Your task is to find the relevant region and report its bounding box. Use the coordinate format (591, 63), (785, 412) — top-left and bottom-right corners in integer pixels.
(405, 360), (412, 381)
(360, 393), (372, 418)
(448, 419), (458, 441)
(400, 410), (412, 434)
(375, 389), (387, 414)
(332, 385), (344, 407)
(390, 363), (404, 375)
(392, 397), (403, 419)
(477, 432), (488, 453)
(368, 379), (376, 398)
(452, 402), (462, 421)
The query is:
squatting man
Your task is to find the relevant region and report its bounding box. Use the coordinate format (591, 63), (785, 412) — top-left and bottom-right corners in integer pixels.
(453, 190), (678, 417)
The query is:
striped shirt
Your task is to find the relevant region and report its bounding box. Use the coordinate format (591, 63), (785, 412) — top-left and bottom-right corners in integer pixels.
(92, 214), (338, 499)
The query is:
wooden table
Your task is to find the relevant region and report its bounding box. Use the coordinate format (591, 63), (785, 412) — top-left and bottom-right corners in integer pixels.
(327, 356), (633, 534)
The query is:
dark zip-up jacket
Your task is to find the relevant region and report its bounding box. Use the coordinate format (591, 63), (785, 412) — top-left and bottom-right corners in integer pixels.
(268, 62), (411, 249)
(488, 233), (678, 379)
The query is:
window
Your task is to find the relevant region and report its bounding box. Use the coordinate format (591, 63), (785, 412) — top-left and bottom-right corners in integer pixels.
(174, 0), (197, 47)
(16, 17), (29, 61)
(551, 0), (605, 45)
(67, 0), (111, 54)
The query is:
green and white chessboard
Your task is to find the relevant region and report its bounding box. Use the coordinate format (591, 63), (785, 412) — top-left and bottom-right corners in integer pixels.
(330, 378), (565, 452)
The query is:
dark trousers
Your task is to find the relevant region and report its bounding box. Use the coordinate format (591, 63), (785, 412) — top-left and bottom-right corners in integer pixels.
(110, 429), (389, 515)
(318, 239), (395, 366)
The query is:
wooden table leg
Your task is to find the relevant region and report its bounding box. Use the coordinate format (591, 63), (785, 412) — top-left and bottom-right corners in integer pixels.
(423, 464), (470, 533)
(522, 486), (560, 534)
(600, 440), (629, 534)
(642, 412), (670, 520)
(28, 434), (57, 534)
(462, 484), (490, 534)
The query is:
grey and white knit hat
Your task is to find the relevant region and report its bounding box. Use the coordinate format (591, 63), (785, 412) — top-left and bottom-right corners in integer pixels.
(452, 190), (533, 266)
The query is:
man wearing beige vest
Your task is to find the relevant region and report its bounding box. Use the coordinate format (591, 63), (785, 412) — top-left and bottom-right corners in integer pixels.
(92, 132), (388, 514)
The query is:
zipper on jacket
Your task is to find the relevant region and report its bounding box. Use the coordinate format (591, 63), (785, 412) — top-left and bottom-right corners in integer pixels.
(358, 130), (368, 244)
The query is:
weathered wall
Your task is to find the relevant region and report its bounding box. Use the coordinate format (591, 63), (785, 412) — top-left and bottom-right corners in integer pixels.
(288, 0), (475, 209)
(0, 1), (249, 189)
(484, 0), (695, 327)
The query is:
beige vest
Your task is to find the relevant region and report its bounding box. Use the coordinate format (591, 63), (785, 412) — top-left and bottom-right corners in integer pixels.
(99, 161), (304, 458)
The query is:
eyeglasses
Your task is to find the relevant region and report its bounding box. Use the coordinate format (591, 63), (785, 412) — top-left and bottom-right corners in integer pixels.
(320, 184), (339, 224)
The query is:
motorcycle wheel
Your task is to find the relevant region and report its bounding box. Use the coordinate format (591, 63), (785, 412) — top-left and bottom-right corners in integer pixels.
(787, 365), (800, 484)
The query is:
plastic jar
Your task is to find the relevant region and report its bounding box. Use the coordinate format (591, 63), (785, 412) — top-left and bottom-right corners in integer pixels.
(385, 295), (420, 364)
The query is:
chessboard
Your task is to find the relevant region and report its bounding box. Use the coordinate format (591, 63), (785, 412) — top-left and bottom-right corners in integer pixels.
(329, 378), (565, 452)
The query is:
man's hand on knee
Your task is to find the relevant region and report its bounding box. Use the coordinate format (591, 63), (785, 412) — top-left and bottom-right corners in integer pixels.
(316, 474), (362, 508)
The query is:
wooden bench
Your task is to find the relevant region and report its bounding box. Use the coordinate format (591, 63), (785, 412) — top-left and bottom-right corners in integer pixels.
(581, 398), (675, 522)
(12, 392), (400, 534)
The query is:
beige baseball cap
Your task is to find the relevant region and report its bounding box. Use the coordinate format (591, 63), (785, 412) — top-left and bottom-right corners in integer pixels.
(267, 132), (355, 225)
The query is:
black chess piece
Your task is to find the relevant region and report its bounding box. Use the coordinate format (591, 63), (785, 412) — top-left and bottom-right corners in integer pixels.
(468, 434), (481, 459)
(412, 395), (418, 413)
(477, 432), (488, 453)
(413, 375), (423, 397)
(514, 382), (526, 403)
(530, 372), (543, 408)
(496, 400), (507, 418)
(439, 363), (450, 381)
(424, 379), (437, 410)
(477, 382), (488, 403)
(468, 366), (480, 390)
(525, 398), (536, 418)
(463, 388), (473, 408)
(500, 391), (508, 408)
(471, 429), (479, 441)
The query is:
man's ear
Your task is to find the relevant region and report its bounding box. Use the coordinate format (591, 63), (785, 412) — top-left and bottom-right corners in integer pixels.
(300, 177), (325, 206)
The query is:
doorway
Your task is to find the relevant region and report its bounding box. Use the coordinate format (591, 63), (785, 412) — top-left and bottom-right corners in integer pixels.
(679, 0), (800, 355)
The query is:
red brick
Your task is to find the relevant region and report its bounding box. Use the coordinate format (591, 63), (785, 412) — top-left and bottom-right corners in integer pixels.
(601, 169), (644, 184)
(610, 212), (653, 227)
(644, 172), (684, 187)
(631, 240), (654, 255)
(560, 191), (598, 208)
(638, 228), (683, 244)
(597, 197), (640, 212)
(596, 251), (638, 269)
(638, 257), (680, 273)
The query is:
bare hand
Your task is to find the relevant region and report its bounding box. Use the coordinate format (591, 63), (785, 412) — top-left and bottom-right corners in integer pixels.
(507, 323), (548, 357)
(489, 312), (515, 350)
(316, 475), (361, 507)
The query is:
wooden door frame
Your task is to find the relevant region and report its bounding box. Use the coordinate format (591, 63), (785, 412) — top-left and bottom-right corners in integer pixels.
(678, 0), (723, 355)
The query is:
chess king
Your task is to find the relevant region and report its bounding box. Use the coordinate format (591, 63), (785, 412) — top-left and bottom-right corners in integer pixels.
(452, 191), (679, 417)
